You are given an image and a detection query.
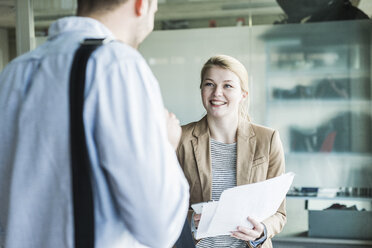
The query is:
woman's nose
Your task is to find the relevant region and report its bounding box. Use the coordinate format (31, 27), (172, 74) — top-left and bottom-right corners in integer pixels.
(213, 86), (223, 96)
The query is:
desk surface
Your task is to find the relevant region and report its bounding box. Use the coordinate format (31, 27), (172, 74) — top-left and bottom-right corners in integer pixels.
(273, 233), (372, 245)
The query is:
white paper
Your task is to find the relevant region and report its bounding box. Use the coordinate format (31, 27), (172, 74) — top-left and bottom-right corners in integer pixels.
(195, 172), (295, 239)
(196, 201), (219, 238)
(191, 202), (205, 214)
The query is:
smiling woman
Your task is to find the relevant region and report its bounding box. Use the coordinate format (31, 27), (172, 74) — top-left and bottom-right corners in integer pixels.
(201, 66), (246, 122)
(176, 55), (287, 248)
(200, 55), (250, 123)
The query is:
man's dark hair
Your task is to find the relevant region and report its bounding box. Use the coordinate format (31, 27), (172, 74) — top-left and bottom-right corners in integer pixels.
(77, 0), (129, 15)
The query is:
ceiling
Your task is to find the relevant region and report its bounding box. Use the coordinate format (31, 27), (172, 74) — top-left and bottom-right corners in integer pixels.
(0, 0), (286, 29)
(0, 0), (371, 29)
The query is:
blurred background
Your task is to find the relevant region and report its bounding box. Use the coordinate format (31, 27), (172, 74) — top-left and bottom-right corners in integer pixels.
(0, 0), (371, 247)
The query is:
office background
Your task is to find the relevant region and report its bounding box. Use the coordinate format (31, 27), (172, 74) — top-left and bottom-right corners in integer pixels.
(0, 0), (371, 247)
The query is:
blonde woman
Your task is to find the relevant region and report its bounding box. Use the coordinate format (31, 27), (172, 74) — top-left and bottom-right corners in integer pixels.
(177, 55), (286, 248)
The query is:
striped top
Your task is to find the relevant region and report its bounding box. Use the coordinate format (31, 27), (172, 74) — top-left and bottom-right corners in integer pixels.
(196, 138), (246, 248)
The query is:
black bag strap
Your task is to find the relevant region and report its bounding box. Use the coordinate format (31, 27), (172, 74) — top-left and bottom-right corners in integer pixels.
(175, 218), (196, 248)
(69, 38), (194, 248)
(69, 38), (108, 248)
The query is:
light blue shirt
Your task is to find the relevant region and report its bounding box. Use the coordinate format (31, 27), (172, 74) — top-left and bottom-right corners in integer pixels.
(0, 17), (189, 248)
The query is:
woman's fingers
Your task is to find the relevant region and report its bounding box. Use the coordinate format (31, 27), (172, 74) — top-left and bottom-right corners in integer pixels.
(194, 213), (201, 228)
(231, 226), (260, 241)
(231, 217), (264, 241)
(247, 216), (264, 234)
(194, 214), (201, 220)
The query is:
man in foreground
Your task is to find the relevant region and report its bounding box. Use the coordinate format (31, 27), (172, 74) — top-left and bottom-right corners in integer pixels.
(0, 0), (189, 247)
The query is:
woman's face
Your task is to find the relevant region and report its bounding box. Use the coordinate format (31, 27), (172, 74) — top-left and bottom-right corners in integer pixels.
(201, 66), (247, 120)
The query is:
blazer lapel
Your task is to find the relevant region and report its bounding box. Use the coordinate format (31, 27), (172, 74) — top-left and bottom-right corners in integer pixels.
(237, 119), (256, 186)
(192, 116), (212, 201)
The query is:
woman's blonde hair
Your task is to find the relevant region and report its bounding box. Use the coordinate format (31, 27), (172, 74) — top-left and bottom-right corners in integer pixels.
(200, 55), (250, 120)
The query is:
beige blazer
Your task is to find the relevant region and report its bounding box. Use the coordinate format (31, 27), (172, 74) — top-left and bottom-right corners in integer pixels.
(176, 116), (286, 248)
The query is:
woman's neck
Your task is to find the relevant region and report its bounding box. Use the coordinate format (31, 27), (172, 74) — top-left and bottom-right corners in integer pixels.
(207, 115), (239, 144)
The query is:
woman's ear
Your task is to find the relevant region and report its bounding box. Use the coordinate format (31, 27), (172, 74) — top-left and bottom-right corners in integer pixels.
(242, 90), (248, 99)
(135, 0), (143, 16)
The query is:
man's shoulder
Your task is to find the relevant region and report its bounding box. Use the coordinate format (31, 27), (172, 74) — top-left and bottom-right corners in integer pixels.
(96, 41), (145, 65)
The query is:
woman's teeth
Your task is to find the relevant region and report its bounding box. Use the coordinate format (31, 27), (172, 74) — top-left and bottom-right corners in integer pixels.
(210, 101), (225, 105)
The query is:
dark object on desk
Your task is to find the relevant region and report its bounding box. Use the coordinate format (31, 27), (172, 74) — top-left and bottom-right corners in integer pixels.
(275, 0), (369, 24)
(309, 209), (372, 240)
(175, 218), (195, 248)
(287, 187), (318, 197)
(325, 203), (358, 211)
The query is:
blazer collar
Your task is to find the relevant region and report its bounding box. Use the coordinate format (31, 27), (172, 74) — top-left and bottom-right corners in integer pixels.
(191, 116), (257, 201)
(237, 116), (255, 140)
(192, 115), (209, 138)
(191, 116), (211, 201)
(236, 117), (256, 185)
(192, 115), (256, 139)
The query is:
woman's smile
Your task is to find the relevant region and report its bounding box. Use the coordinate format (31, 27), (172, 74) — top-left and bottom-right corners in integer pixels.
(210, 100), (226, 107)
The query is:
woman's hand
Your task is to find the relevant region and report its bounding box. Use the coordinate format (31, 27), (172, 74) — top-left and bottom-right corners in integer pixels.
(231, 216), (264, 242)
(193, 213), (201, 228)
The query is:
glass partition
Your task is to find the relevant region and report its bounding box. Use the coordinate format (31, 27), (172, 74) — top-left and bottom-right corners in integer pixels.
(259, 20), (372, 188)
(140, 19), (372, 189)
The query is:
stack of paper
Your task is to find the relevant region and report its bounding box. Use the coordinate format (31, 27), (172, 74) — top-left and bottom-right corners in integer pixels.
(194, 172), (295, 239)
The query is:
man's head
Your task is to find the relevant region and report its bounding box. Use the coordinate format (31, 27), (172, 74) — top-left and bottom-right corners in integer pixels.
(77, 0), (158, 48)
(77, 0), (129, 16)
(134, 0), (158, 46)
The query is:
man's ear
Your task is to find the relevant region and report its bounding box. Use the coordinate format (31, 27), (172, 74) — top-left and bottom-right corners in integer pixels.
(135, 0), (143, 16)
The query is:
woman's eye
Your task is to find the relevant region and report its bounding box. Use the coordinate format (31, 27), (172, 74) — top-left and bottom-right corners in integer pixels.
(205, 82), (213, 87)
(224, 84), (232, 88)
